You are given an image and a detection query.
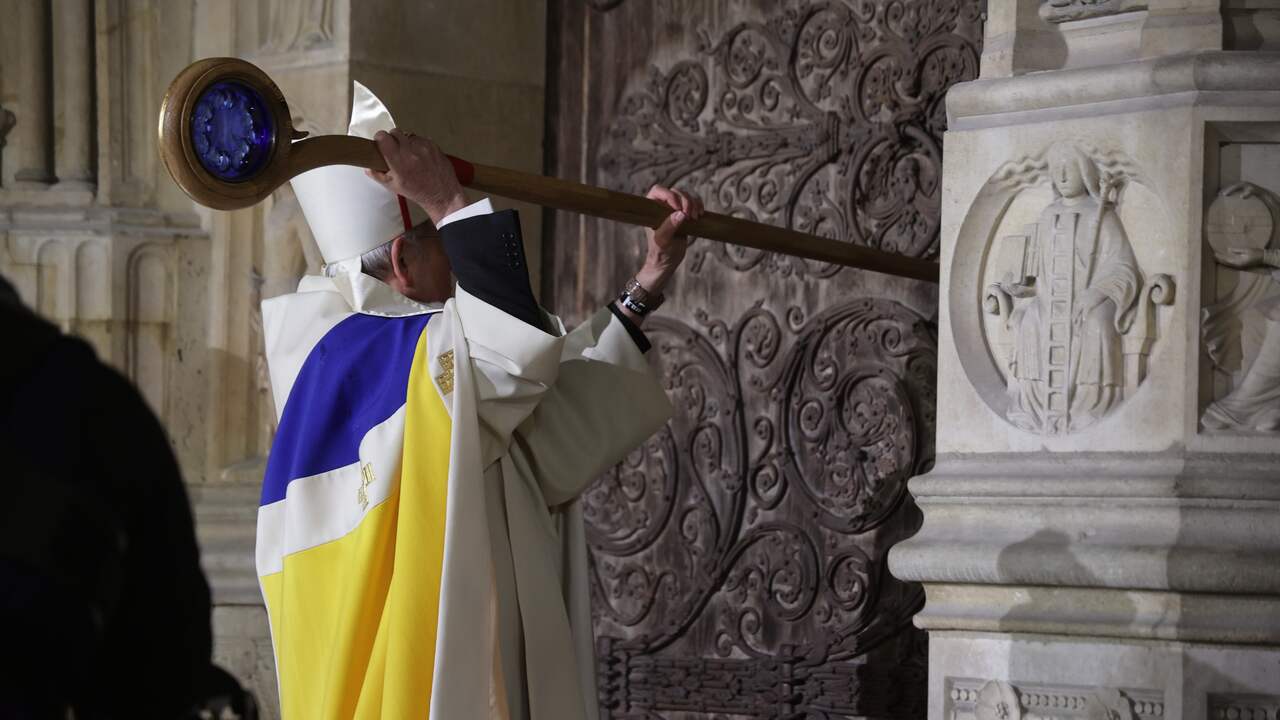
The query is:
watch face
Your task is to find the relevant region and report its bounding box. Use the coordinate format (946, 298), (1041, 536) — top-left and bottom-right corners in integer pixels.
(620, 293), (649, 315)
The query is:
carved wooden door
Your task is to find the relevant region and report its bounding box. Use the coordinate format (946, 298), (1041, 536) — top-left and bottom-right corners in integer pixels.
(543, 2), (982, 717)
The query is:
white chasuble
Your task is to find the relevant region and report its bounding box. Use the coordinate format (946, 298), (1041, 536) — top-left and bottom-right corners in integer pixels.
(257, 269), (672, 719)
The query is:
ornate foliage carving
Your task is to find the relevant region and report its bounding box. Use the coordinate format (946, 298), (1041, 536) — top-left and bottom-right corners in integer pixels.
(560, 1), (977, 716)
(586, 300), (936, 718)
(599, 0), (982, 276)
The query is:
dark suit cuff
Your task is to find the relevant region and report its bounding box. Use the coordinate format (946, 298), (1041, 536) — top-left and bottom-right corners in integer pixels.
(607, 302), (651, 353)
(439, 209), (546, 332)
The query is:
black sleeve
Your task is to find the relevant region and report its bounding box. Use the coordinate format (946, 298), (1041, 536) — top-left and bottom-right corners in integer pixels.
(439, 209), (546, 332)
(607, 301), (652, 353)
(438, 209), (654, 353)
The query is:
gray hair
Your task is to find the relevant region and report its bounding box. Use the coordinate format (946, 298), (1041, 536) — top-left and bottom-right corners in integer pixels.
(360, 239), (397, 281)
(360, 221), (440, 281)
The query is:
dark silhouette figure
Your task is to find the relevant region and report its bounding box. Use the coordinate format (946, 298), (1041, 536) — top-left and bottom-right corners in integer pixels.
(0, 275), (252, 719)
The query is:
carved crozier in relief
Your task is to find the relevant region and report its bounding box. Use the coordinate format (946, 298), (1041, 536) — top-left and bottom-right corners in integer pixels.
(971, 141), (1175, 435)
(1201, 183), (1280, 432)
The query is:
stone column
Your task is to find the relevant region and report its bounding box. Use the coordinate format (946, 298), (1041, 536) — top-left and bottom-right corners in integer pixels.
(52, 0), (94, 191)
(11, 0), (52, 187)
(888, 2), (1280, 718)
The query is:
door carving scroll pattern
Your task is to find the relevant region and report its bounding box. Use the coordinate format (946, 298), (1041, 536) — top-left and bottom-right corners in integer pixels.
(586, 300), (937, 718)
(600, 0), (982, 276)
(549, 1), (983, 717)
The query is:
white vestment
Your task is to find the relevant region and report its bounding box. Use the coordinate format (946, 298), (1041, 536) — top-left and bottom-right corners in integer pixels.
(260, 253), (672, 719)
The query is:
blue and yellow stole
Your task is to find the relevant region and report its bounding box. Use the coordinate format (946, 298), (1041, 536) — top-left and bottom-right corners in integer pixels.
(257, 312), (451, 718)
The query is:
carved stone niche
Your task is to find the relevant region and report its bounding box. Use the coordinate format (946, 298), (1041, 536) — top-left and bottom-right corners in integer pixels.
(1201, 180), (1280, 433)
(955, 140), (1176, 436)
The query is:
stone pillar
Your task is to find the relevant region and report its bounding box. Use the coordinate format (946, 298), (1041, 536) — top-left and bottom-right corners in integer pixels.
(11, 0), (53, 187)
(888, 2), (1280, 718)
(51, 0), (94, 191)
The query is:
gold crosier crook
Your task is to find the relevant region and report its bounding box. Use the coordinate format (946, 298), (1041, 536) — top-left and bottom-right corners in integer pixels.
(158, 57), (939, 283)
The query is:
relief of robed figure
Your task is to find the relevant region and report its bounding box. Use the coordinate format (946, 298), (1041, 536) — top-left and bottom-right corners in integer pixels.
(999, 142), (1141, 434)
(1202, 182), (1280, 432)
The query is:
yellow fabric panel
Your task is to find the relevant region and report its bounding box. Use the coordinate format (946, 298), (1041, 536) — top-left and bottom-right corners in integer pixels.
(260, 326), (452, 719)
(269, 497), (400, 718)
(375, 326), (453, 716)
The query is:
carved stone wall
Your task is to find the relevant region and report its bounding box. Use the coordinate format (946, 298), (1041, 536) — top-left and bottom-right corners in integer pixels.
(890, 7), (1280, 719)
(545, 1), (981, 717)
(947, 678), (1165, 720)
(0, 1), (210, 475)
(1200, 137), (1280, 435)
(969, 141), (1176, 436)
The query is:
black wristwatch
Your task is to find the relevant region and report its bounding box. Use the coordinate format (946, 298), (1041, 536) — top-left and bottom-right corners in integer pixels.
(618, 277), (664, 315)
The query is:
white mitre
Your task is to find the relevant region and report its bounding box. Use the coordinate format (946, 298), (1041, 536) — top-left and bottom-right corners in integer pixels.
(290, 81), (425, 269)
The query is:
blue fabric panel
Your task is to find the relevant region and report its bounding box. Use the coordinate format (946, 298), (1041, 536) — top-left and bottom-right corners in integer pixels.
(261, 312), (433, 506)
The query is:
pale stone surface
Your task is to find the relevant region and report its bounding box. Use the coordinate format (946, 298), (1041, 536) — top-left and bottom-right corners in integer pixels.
(6, 0), (53, 187)
(982, 0), (1231, 77)
(890, 4), (1280, 717)
(51, 0), (94, 191)
(212, 605), (281, 718)
(930, 633), (1280, 720)
(925, 53), (1280, 457)
(935, 113), (1192, 455)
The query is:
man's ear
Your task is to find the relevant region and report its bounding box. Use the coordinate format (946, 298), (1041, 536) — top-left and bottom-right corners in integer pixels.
(388, 234), (415, 291)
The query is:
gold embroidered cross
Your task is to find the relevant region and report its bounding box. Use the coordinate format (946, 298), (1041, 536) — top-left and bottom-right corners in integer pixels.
(358, 463), (375, 511)
(436, 349), (455, 394)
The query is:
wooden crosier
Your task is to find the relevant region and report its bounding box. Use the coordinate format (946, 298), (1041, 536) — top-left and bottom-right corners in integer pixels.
(158, 57), (939, 283)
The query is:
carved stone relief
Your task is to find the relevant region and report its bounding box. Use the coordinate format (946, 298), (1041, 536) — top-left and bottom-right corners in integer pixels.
(949, 679), (1164, 720)
(1039, 0), (1149, 24)
(262, 0), (335, 53)
(1201, 182), (1280, 432)
(1207, 693), (1280, 720)
(969, 141), (1175, 434)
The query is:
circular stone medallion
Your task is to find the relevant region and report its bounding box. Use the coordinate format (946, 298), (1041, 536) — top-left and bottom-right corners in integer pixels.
(1206, 191), (1273, 255)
